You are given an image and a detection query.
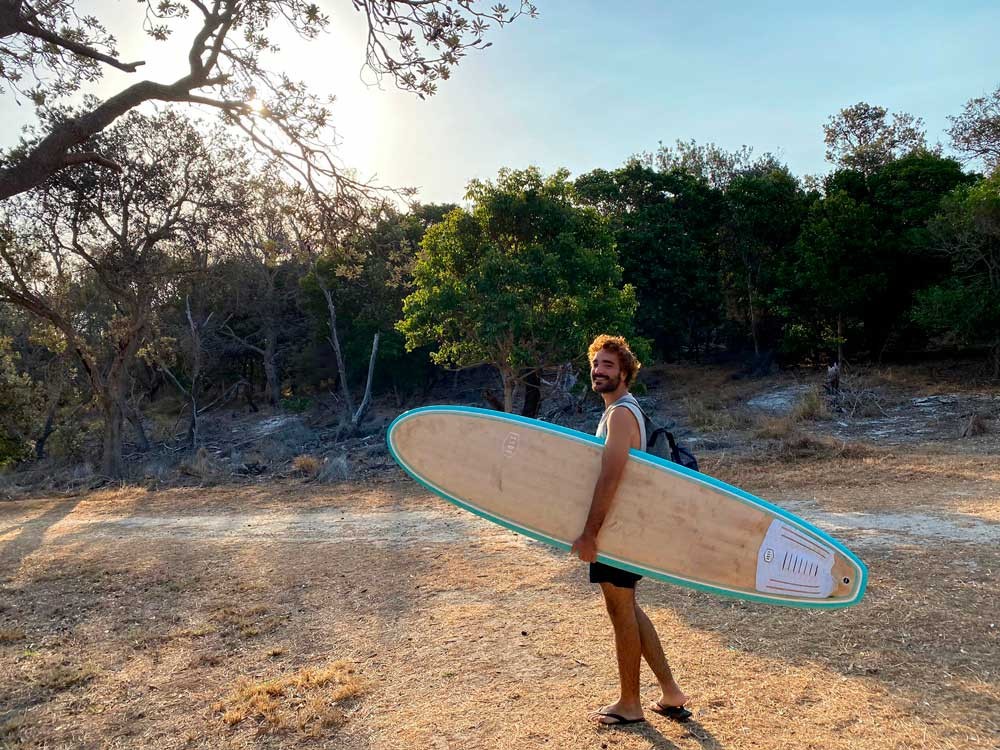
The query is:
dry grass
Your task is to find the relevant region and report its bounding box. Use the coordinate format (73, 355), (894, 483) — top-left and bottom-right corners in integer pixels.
(179, 446), (221, 481)
(961, 413), (993, 438)
(36, 662), (97, 692)
(213, 661), (363, 736)
(683, 397), (752, 432)
(0, 471), (997, 749)
(753, 416), (796, 439)
(0, 629), (25, 644)
(790, 386), (830, 421)
(291, 454), (322, 477)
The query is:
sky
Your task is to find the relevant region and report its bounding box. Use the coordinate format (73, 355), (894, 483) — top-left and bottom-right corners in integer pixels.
(2, 0), (999, 203)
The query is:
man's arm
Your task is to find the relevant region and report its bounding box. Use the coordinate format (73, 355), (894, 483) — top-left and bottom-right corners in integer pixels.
(570, 407), (638, 563)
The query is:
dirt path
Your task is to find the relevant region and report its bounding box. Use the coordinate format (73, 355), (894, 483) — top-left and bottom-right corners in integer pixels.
(1, 465), (998, 749)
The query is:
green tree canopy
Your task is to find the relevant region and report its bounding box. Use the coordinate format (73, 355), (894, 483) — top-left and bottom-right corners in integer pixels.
(719, 164), (807, 355)
(913, 172), (1000, 377)
(398, 167), (639, 414)
(575, 160), (723, 358)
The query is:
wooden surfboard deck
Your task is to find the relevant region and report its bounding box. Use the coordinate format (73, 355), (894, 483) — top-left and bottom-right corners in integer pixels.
(387, 405), (867, 608)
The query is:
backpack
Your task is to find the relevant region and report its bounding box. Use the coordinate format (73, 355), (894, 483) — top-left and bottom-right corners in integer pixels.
(642, 414), (699, 472)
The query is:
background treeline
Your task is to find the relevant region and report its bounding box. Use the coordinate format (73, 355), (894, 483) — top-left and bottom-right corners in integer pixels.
(2, 92), (999, 478)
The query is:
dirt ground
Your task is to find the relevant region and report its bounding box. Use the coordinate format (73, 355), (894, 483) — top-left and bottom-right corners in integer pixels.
(2, 362), (999, 749)
(2, 449), (998, 750)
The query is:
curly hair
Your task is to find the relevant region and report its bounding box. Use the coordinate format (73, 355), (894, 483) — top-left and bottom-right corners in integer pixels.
(587, 334), (642, 386)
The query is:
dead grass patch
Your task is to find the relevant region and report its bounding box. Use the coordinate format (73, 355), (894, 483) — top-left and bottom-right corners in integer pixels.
(0, 715), (24, 747)
(36, 662), (96, 692)
(210, 604), (284, 639)
(179, 447), (221, 482)
(0, 628), (25, 644)
(790, 387), (830, 421)
(213, 661), (363, 736)
(291, 454), (321, 478)
(753, 416), (796, 439)
(684, 397), (752, 432)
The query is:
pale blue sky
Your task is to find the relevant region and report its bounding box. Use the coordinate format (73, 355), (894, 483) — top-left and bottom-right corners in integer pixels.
(2, 1), (999, 201)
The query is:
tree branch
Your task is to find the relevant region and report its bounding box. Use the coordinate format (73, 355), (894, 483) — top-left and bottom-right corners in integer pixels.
(17, 19), (145, 73)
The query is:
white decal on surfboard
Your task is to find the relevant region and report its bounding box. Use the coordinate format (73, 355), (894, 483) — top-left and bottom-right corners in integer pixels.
(503, 432), (519, 459)
(755, 519), (835, 598)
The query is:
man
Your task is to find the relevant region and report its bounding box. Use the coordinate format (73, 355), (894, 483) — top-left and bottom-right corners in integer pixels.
(570, 334), (691, 727)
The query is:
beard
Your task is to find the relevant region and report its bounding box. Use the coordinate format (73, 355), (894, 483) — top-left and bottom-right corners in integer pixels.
(591, 373), (622, 393)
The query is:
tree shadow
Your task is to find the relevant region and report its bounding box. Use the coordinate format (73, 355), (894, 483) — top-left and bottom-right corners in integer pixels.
(0, 496), (82, 574)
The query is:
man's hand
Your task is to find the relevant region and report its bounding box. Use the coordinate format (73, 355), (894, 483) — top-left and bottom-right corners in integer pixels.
(571, 531), (598, 563)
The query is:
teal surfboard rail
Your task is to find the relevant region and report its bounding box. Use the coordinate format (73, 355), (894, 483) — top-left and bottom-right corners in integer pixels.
(387, 405), (868, 609)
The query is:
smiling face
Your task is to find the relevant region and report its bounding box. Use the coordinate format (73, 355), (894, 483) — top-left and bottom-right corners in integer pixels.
(590, 347), (624, 394)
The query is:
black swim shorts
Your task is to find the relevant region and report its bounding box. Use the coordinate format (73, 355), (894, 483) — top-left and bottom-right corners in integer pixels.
(589, 561), (642, 589)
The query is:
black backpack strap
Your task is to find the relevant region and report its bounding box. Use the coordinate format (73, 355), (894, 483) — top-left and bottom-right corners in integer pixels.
(665, 431), (682, 463)
(647, 426), (668, 449)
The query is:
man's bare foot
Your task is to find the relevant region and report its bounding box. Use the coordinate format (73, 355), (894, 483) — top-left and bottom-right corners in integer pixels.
(590, 701), (645, 726)
(653, 683), (688, 710)
(648, 684), (691, 721)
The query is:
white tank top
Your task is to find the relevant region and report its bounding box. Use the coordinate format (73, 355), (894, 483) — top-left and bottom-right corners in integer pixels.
(595, 393), (647, 452)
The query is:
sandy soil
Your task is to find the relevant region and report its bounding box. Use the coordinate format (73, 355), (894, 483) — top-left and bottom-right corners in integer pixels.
(1, 448), (998, 750)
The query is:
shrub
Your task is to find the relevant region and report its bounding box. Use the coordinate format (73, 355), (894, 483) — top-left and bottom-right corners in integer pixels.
(790, 387), (830, 421)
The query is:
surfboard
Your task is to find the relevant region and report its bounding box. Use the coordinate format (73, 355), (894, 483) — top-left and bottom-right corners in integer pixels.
(387, 405), (867, 609)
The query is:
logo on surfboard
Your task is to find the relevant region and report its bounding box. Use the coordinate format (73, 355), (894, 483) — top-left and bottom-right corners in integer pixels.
(503, 432), (519, 458)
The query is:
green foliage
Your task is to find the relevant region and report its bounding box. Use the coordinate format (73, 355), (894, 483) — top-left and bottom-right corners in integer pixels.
(398, 167), (639, 408)
(0, 338), (38, 467)
(301, 204), (452, 394)
(912, 172), (1000, 375)
(575, 161), (724, 357)
(863, 151), (975, 352)
(718, 164), (807, 353)
(280, 396), (313, 413)
(779, 188), (883, 359)
(823, 102), (927, 175)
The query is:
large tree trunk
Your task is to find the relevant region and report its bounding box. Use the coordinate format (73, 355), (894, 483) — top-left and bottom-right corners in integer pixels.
(263, 356), (280, 407)
(34, 405), (58, 459)
(100, 396), (125, 478)
(520, 368), (542, 418)
(500, 367), (515, 413)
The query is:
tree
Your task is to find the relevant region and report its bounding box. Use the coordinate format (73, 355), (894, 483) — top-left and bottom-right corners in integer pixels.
(864, 151), (974, 353)
(575, 160), (724, 358)
(398, 167), (638, 415)
(824, 102), (927, 176)
(0, 0), (537, 200)
(913, 173), (1000, 377)
(719, 165), (806, 355)
(0, 334), (39, 467)
(783, 189), (883, 362)
(0, 109), (242, 477)
(646, 140), (781, 190)
(302, 200), (433, 423)
(218, 172), (309, 407)
(948, 85), (1000, 175)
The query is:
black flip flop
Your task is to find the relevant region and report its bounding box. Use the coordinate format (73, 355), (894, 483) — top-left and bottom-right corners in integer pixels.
(594, 712), (646, 726)
(650, 703), (692, 722)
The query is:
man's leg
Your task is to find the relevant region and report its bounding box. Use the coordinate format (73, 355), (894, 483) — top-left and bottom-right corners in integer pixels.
(593, 582), (644, 724)
(634, 605), (688, 709)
